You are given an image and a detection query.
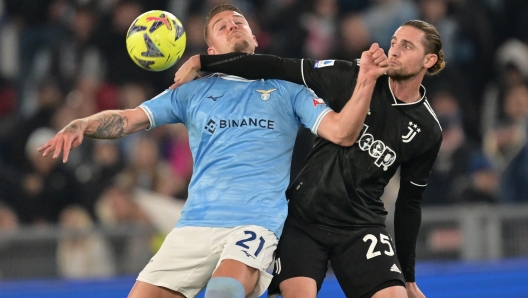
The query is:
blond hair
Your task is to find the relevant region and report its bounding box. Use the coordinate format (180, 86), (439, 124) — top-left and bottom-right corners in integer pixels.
(204, 4), (243, 43)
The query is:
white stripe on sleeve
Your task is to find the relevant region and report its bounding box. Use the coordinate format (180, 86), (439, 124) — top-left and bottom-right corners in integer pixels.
(138, 105), (155, 130)
(311, 108), (332, 135)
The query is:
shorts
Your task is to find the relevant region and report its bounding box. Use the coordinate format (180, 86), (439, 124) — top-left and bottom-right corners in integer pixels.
(137, 225), (278, 298)
(268, 217), (405, 298)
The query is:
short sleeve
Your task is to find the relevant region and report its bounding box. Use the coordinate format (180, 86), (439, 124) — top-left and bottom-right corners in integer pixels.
(290, 85), (332, 135)
(139, 86), (190, 129)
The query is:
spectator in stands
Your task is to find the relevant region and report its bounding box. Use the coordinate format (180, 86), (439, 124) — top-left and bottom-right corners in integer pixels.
(95, 179), (153, 274)
(482, 39), (528, 138)
(57, 205), (116, 279)
(300, 0), (339, 59)
(500, 142), (528, 203)
(459, 153), (498, 204)
(423, 91), (478, 205)
(74, 139), (124, 219)
(333, 13), (370, 60)
(361, 0), (419, 50)
(483, 84), (528, 173)
(0, 202), (19, 232)
(119, 135), (181, 197)
(17, 128), (78, 224)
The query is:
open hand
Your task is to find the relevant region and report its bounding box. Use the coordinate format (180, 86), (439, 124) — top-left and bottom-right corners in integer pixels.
(37, 120), (85, 163)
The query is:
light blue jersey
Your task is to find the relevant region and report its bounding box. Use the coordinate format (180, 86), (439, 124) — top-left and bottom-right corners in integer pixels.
(140, 74), (331, 237)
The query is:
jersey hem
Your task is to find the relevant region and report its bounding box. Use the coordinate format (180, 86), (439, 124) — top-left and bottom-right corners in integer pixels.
(175, 220), (284, 238)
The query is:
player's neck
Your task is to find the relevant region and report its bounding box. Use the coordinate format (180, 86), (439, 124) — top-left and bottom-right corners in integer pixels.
(389, 76), (423, 103)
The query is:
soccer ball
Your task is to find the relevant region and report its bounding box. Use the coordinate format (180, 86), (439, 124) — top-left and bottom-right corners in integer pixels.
(126, 10), (186, 71)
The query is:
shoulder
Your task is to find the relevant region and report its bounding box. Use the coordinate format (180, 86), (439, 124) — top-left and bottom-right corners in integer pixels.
(421, 99), (443, 134)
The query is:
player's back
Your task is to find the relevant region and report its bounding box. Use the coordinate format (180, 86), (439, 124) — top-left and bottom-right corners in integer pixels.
(140, 74), (330, 236)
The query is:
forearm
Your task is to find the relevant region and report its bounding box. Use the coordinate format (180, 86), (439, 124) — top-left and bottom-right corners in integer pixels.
(394, 191), (422, 282)
(320, 76), (376, 146)
(200, 53), (305, 83)
(76, 109), (144, 139)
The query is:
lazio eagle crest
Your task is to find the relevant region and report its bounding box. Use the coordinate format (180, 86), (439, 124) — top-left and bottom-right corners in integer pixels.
(255, 88), (277, 101)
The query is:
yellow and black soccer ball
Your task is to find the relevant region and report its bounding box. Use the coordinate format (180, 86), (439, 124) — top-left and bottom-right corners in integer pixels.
(126, 10), (186, 71)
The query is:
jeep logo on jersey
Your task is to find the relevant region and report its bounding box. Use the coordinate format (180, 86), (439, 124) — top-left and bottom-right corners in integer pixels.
(255, 88), (277, 101)
(357, 124), (396, 171)
(204, 118), (275, 134)
(402, 121), (421, 143)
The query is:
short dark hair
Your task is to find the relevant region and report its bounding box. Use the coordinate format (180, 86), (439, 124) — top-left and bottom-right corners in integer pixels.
(204, 4), (243, 43)
(402, 20), (446, 75)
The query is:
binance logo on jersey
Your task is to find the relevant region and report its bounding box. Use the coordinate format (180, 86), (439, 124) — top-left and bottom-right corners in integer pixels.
(204, 119), (217, 134)
(204, 118), (275, 134)
(356, 124), (396, 171)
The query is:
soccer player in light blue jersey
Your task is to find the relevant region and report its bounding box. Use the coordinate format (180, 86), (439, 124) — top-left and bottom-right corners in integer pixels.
(38, 4), (389, 298)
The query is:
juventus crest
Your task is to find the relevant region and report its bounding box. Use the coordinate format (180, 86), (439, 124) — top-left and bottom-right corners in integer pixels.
(402, 121), (421, 143)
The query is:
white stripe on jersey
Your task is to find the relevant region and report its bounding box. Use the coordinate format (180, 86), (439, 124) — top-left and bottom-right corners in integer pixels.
(139, 105), (155, 130)
(388, 77), (426, 106)
(218, 74), (256, 82)
(423, 100), (442, 131)
(410, 181), (427, 187)
(311, 108), (332, 135)
(301, 58), (308, 87)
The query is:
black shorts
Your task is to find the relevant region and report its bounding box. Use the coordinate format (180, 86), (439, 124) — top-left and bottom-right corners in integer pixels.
(269, 217), (405, 298)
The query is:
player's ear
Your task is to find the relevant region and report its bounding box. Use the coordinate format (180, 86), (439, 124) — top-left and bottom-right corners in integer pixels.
(424, 53), (437, 69)
(253, 35), (258, 48)
(207, 46), (217, 55)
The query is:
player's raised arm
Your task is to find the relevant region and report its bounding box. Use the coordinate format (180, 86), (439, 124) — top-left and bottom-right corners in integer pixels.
(170, 53), (302, 90)
(37, 108), (150, 163)
(170, 53), (357, 109)
(316, 43), (388, 146)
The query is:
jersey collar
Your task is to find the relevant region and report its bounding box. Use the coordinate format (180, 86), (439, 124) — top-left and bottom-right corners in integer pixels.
(215, 73), (257, 82)
(387, 77), (426, 109)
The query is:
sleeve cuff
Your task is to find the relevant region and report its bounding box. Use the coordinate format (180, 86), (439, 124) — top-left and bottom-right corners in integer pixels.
(311, 108), (332, 136)
(138, 105), (154, 130)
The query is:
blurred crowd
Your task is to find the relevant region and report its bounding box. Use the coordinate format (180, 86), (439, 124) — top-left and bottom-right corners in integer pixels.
(0, 0), (528, 277)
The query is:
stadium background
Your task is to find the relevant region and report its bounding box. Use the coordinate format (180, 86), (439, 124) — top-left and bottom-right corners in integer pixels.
(0, 0), (528, 297)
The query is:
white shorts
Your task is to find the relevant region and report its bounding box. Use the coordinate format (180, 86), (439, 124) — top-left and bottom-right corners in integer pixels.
(137, 225), (278, 298)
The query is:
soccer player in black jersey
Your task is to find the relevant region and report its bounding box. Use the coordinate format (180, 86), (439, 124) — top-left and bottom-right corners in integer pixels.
(171, 20), (444, 298)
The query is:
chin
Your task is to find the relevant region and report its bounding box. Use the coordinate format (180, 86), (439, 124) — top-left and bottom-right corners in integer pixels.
(233, 40), (251, 53)
(387, 69), (414, 80)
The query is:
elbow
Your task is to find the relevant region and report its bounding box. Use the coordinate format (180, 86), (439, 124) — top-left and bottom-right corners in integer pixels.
(330, 129), (360, 147)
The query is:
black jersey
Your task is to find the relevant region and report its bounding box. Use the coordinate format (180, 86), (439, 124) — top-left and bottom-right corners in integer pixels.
(199, 53), (442, 282)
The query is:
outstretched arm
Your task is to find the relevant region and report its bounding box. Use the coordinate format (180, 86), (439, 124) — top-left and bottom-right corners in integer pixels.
(38, 108), (150, 163)
(170, 53), (357, 111)
(170, 53), (304, 89)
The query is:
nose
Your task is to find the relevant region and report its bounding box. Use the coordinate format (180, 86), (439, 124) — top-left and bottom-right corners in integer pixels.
(228, 21), (238, 31)
(389, 45), (400, 57)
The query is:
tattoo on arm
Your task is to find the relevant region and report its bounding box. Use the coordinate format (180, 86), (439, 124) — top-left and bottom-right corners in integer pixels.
(89, 114), (129, 139)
